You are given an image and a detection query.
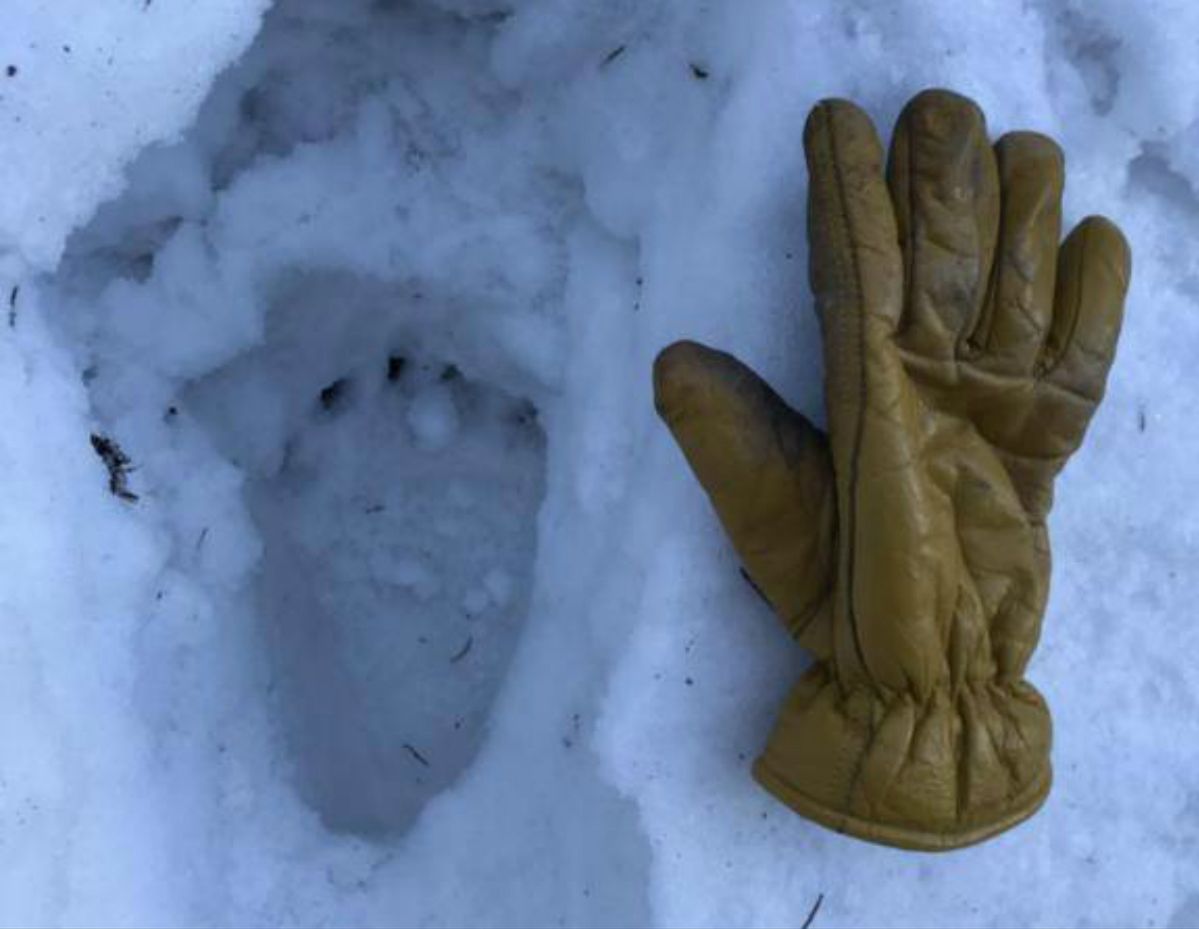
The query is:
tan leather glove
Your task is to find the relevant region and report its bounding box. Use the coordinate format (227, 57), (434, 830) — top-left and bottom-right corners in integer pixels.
(653, 89), (1130, 851)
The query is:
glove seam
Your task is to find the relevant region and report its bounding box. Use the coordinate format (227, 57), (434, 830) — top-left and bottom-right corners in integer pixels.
(1039, 215), (1088, 377)
(967, 177), (1005, 358)
(832, 676), (1036, 704)
(785, 590), (830, 640)
(753, 753), (1051, 852)
(820, 101), (875, 687)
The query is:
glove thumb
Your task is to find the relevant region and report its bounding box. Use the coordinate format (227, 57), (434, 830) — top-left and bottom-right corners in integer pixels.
(653, 340), (834, 654)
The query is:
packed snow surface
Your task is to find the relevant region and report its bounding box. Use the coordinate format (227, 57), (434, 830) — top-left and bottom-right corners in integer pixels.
(1, 0), (1198, 926)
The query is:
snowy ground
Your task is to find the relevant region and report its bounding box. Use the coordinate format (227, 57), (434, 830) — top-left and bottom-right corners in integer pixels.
(1, 0), (1198, 926)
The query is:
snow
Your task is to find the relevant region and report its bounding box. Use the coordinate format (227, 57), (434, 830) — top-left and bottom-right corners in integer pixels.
(0, 0), (270, 271)
(406, 381), (461, 452)
(1, 0), (1197, 925)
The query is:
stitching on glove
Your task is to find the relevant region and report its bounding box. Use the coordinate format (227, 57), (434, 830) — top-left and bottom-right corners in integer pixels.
(821, 102), (874, 687)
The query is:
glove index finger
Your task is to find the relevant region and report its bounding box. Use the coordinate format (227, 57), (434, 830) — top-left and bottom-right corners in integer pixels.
(804, 99), (904, 335)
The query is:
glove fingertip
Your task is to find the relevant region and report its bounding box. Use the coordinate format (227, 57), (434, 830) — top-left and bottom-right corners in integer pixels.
(803, 97), (876, 159)
(652, 339), (714, 422)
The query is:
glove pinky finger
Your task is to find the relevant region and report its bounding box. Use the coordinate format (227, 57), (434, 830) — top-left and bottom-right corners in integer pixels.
(1034, 215), (1131, 454)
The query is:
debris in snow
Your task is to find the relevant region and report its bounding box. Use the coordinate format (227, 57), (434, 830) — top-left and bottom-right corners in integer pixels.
(403, 743), (430, 768)
(802, 893), (825, 929)
(449, 636), (473, 664)
(89, 434), (138, 502)
(601, 45), (626, 68)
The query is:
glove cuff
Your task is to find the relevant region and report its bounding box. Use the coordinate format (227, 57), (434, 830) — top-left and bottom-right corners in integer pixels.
(753, 665), (1052, 851)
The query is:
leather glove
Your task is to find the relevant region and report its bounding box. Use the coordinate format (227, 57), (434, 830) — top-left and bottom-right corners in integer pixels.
(653, 89), (1130, 851)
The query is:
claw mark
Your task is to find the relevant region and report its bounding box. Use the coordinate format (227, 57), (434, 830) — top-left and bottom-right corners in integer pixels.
(319, 377), (351, 412)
